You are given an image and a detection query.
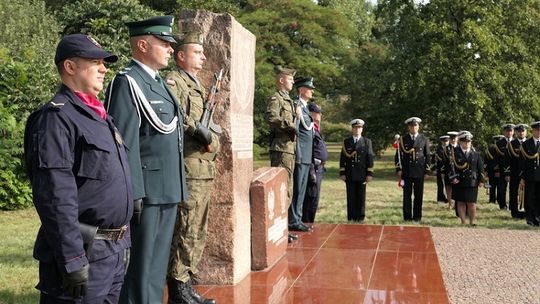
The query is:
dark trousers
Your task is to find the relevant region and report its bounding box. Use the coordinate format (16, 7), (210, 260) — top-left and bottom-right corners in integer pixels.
(403, 177), (424, 221)
(120, 204), (177, 304)
(346, 181), (367, 221)
(509, 176), (525, 218)
(488, 175), (498, 203)
(39, 250), (126, 304)
(497, 177), (508, 209)
(302, 167), (324, 223)
(524, 180), (540, 225)
(289, 163), (310, 227)
(436, 171), (446, 202)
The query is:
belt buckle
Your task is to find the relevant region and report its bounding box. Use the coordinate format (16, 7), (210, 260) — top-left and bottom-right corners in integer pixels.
(116, 225), (127, 241)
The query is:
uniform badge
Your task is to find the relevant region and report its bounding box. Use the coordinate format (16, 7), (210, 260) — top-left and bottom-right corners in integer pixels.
(115, 130), (123, 146)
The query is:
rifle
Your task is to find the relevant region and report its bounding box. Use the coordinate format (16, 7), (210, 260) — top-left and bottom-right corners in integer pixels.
(200, 68), (224, 151)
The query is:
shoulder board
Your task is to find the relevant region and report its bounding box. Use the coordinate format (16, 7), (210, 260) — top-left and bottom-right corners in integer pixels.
(118, 67), (132, 75)
(46, 101), (65, 111)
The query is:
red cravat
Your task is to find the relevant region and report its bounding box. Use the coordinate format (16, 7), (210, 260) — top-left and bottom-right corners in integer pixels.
(74, 91), (107, 120)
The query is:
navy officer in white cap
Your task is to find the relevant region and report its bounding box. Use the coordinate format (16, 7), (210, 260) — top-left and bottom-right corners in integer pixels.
(395, 117), (431, 221)
(339, 118), (374, 222)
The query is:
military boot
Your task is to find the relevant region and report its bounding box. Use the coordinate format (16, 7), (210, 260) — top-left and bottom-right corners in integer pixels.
(167, 278), (198, 304)
(187, 278), (216, 304)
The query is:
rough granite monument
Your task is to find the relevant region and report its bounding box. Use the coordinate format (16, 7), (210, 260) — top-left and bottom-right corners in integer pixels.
(176, 10), (256, 285)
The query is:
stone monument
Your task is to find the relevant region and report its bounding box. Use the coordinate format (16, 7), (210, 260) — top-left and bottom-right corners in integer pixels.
(176, 10), (256, 285)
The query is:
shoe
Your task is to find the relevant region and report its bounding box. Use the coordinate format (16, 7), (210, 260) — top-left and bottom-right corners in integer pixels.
(288, 236), (295, 243)
(300, 223), (313, 231)
(167, 278), (198, 304)
(289, 224), (309, 232)
(288, 233), (298, 240)
(188, 278), (216, 304)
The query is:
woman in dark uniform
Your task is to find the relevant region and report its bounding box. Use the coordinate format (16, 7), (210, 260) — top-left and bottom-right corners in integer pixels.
(448, 131), (485, 226)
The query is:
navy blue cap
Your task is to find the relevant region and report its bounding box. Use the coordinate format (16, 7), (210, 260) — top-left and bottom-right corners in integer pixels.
(126, 15), (176, 43)
(531, 121), (540, 129)
(308, 102), (321, 113)
(54, 34), (118, 64)
(502, 123), (515, 131)
(514, 124), (529, 131)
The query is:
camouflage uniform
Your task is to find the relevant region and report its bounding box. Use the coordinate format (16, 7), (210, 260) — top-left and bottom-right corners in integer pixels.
(265, 89), (296, 199)
(166, 69), (220, 283)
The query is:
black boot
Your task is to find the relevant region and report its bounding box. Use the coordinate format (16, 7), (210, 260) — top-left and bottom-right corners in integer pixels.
(187, 278), (216, 304)
(167, 278), (198, 304)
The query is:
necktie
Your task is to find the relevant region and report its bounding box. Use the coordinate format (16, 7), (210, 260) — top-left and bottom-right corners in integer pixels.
(536, 141), (540, 150)
(412, 135), (415, 141)
(155, 74), (166, 90)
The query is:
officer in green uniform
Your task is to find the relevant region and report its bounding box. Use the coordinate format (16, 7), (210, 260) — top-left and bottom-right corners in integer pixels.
(265, 66), (297, 242)
(105, 16), (188, 304)
(165, 31), (219, 304)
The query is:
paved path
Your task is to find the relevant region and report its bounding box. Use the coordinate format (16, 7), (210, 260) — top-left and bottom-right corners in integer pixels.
(431, 227), (540, 304)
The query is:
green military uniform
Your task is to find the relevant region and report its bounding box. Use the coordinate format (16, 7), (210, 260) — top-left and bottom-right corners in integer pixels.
(166, 68), (219, 283)
(265, 66), (296, 198)
(105, 16), (187, 304)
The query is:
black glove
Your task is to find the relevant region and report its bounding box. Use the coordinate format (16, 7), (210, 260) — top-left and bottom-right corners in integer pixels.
(132, 199), (143, 225)
(194, 122), (212, 146)
(62, 264), (89, 298)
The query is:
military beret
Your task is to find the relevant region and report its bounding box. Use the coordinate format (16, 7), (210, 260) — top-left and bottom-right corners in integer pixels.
(173, 31), (204, 47)
(274, 65), (296, 76)
(531, 121), (540, 129)
(492, 135), (505, 140)
(351, 118), (365, 127)
(404, 117), (421, 125)
(439, 135), (450, 141)
(307, 102), (321, 113)
(126, 15), (176, 43)
(294, 77), (315, 89)
(514, 124), (529, 131)
(502, 123), (516, 131)
(55, 34), (118, 64)
(447, 131), (459, 138)
(458, 131), (473, 141)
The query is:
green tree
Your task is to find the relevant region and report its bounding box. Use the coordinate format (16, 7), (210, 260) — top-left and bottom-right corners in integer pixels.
(350, 0), (540, 152)
(56, 0), (159, 70)
(237, 0), (356, 146)
(0, 0), (61, 209)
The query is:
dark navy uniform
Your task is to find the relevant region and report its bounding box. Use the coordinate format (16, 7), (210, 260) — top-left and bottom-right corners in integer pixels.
(518, 135), (540, 226)
(340, 135), (374, 221)
(506, 137), (526, 218)
(495, 136), (512, 209)
(302, 119), (328, 223)
(484, 144), (499, 203)
(395, 133), (430, 221)
(434, 140), (448, 202)
(24, 85), (133, 303)
(446, 147), (485, 202)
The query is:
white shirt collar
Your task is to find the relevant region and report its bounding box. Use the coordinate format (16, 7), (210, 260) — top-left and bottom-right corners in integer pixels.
(132, 59), (157, 79)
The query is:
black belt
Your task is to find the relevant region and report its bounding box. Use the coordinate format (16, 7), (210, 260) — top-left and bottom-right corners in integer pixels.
(94, 225), (128, 241)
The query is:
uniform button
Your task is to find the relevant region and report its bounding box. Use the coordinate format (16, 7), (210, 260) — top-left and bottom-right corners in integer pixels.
(142, 165), (147, 169)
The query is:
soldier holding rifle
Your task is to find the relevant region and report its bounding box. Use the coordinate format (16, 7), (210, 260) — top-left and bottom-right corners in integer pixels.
(165, 31), (220, 304)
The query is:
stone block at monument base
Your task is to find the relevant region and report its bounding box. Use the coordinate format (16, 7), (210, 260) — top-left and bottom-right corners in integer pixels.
(250, 167), (289, 271)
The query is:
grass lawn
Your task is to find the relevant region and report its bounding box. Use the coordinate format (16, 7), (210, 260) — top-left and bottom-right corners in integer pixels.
(1, 143), (533, 303)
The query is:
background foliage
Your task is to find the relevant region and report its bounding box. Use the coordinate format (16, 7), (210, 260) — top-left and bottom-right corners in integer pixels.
(1, 0), (539, 209)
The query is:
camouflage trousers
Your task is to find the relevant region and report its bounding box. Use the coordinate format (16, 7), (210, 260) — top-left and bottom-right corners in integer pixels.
(168, 178), (213, 283)
(270, 151), (295, 202)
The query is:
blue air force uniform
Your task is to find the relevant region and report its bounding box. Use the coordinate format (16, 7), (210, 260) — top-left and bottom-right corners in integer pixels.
(302, 103), (328, 223)
(24, 85), (133, 302)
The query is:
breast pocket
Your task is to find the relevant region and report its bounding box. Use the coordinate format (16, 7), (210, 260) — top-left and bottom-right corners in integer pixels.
(77, 134), (113, 180)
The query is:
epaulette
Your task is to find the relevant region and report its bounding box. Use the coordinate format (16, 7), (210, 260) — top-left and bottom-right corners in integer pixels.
(47, 101), (65, 111)
(118, 67), (132, 75)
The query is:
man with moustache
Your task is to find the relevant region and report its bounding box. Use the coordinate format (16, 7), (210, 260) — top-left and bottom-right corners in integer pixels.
(105, 16), (188, 304)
